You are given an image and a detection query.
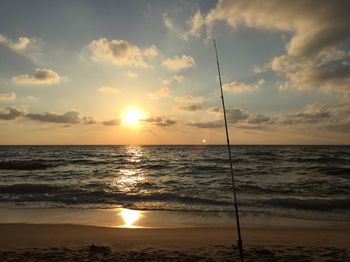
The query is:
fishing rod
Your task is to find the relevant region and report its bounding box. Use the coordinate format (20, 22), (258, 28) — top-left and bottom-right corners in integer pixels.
(213, 39), (244, 262)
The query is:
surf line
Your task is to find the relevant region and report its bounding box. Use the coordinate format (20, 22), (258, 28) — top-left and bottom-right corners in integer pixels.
(213, 39), (244, 262)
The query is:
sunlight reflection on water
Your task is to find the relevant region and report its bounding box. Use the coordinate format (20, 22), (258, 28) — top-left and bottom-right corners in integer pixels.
(119, 208), (143, 227)
(112, 146), (146, 193)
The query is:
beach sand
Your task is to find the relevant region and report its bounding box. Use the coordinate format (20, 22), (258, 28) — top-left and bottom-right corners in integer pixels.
(0, 224), (349, 261)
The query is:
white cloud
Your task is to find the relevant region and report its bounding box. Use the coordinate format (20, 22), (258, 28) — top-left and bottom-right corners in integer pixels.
(163, 10), (204, 41)
(206, 0), (350, 57)
(175, 95), (203, 104)
(142, 45), (158, 57)
(147, 87), (169, 100)
(186, 9), (204, 38)
(0, 92), (16, 101)
(163, 55), (195, 71)
(223, 82), (252, 93)
(223, 78), (265, 93)
(0, 34), (32, 51)
(126, 70), (138, 78)
(88, 38), (156, 68)
(162, 75), (184, 86)
(12, 68), (61, 85)
(163, 13), (176, 31)
(96, 86), (119, 93)
(205, 0), (350, 93)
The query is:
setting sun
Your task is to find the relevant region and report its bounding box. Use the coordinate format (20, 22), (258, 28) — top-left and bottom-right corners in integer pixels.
(123, 108), (141, 125)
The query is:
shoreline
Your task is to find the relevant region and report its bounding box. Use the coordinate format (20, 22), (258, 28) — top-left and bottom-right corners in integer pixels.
(1, 223), (349, 261)
(1, 206), (349, 229)
(1, 223), (349, 249)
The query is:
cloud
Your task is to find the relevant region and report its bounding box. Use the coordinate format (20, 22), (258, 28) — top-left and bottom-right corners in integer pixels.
(247, 114), (271, 124)
(0, 92), (16, 101)
(96, 86), (119, 93)
(186, 9), (205, 38)
(273, 51), (350, 93)
(0, 107), (26, 120)
(205, 0), (350, 93)
(82, 116), (98, 125)
(275, 99), (350, 132)
(126, 70), (138, 78)
(162, 75), (184, 86)
(0, 34), (32, 51)
(142, 45), (158, 57)
(163, 55), (195, 71)
(163, 13), (186, 40)
(147, 87), (169, 100)
(175, 95), (203, 104)
(141, 116), (176, 127)
(12, 68), (61, 85)
(102, 119), (121, 126)
(0, 107), (121, 126)
(26, 110), (81, 124)
(206, 0), (350, 57)
(223, 78), (265, 93)
(163, 13), (176, 32)
(0, 34), (42, 63)
(163, 10), (204, 41)
(189, 120), (223, 129)
(88, 38), (156, 68)
(188, 107), (271, 129)
(226, 108), (249, 123)
(177, 104), (203, 112)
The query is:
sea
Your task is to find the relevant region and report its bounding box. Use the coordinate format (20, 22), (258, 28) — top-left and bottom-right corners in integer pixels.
(0, 145), (349, 227)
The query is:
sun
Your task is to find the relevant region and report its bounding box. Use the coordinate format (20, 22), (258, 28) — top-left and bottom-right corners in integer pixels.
(123, 108), (141, 125)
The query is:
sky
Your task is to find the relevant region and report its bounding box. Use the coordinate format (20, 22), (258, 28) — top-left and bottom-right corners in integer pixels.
(0, 0), (349, 145)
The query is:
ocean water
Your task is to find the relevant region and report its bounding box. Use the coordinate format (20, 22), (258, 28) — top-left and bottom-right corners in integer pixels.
(0, 145), (349, 223)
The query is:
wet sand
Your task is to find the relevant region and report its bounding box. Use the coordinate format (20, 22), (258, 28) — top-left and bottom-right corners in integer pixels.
(0, 224), (349, 261)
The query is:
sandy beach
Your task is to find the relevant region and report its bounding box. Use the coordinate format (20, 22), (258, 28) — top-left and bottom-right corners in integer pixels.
(1, 223), (349, 261)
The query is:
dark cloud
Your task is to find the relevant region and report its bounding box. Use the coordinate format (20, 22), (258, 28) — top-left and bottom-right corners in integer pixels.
(189, 107), (271, 129)
(142, 116), (177, 127)
(82, 116), (98, 125)
(178, 104), (203, 112)
(226, 108), (249, 123)
(102, 119), (121, 126)
(0, 107), (26, 120)
(26, 110), (81, 124)
(275, 100), (350, 132)
(12, 68), (61, 85)
(247, 114), (271, 124)
(189, 120), (223, 129)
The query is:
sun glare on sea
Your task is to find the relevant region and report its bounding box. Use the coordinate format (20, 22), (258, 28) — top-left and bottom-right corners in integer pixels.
(123, 108), (141, 126)
(119, 208), (143, 227)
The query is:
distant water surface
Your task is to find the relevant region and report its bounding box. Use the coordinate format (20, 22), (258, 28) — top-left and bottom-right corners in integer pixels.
(0, 145), (349, 222)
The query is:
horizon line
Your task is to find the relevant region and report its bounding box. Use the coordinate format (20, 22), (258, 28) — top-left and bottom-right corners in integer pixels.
(0, 144), (348, 146)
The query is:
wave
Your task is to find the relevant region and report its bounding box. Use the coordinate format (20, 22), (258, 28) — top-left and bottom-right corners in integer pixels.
(0, 183), (62, 194)
(309, 166), (350, 178)
(0, 183), (233, 207)
(260, 198), (350, 211)
(0, 160), (58, 170)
